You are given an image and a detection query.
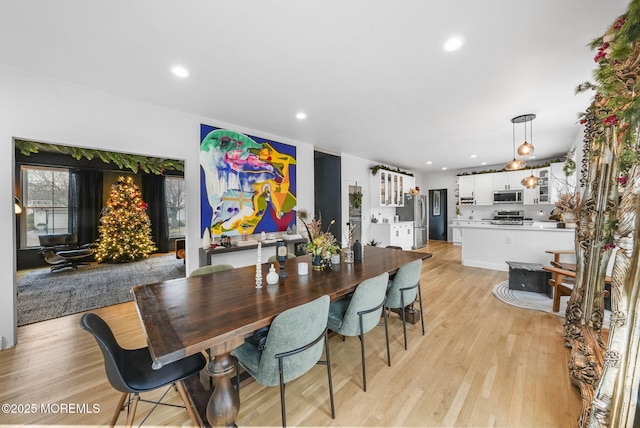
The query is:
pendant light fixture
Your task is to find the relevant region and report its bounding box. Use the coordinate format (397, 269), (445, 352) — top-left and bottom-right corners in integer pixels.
(515, 114), (536, 156)
(521, 171), (540, 188)
(505, 117), (526, 171)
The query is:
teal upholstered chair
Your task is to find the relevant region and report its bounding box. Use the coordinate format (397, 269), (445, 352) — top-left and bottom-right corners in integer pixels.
(385, 259), (425, 350)
(327, 272), (390, 392)
(233, 295), (335, 427)
(190, 264), (234, 276)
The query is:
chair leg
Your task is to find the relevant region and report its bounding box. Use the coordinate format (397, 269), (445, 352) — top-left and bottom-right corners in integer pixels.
(324, 331), (336, 419)
(359, 329), (367, 392)
(400, 292), (408, 350)
(125, 393), (139, 428)
(550, 273), (562, 312)
(110, 392), (128, 427)
(278, 359), (287, 427)
(417, 284), (425, 336)
(383, 305), (391, 366)
(175, 380), (200, 427)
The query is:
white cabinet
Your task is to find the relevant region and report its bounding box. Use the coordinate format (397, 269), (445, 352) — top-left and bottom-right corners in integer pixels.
(522, 167), (550, 204)
(374, 170), (408, 207)
(369, 222), (414, 250)
(458, 175), (475, 205)
(474, 174), (494, 205)
(493, 170), (524, 190)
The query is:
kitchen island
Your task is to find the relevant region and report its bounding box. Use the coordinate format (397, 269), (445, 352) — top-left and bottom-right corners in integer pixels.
(458, 222), (575, 272)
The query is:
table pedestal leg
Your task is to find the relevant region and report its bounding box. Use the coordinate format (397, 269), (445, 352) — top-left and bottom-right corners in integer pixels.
(206, 352), (240, 427)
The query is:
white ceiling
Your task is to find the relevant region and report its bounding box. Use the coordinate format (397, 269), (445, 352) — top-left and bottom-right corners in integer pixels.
(0, 0), (630, 172)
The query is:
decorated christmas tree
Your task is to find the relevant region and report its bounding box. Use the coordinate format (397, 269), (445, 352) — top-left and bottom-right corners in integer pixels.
(95, 176), (157, 263)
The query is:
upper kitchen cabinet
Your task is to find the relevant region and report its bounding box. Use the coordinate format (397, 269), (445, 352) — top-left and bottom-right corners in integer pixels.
(458, 174), (492, 205)
(522, 167), (550, 204)
(373, 168), (412, 207)
(493, 170), (525, 190)
(458, 175), (475, 205)
(473, 174), (494, 205)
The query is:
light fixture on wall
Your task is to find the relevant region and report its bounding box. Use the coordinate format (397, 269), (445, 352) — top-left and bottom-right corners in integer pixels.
(515, 114), (536, 156)
(504, 116), (527, 171)
(14, 197), (22, 214)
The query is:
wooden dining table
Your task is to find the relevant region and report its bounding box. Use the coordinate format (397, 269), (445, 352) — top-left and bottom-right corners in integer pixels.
(132, 245), (432, 427)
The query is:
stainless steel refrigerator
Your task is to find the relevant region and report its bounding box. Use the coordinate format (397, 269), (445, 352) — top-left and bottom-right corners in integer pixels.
(396, 194), (428, 249)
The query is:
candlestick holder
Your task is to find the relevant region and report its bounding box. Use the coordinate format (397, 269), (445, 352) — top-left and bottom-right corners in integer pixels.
(275, 240), (288, 278)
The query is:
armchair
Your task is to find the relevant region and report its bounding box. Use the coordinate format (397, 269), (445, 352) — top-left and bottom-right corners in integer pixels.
(39, 233), (94, 271)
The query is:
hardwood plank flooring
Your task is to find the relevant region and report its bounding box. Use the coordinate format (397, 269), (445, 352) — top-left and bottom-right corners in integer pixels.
(0, 241), (581, 427)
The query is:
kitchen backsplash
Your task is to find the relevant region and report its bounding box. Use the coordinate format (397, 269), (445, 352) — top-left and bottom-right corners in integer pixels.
(457, 204), (555, 221)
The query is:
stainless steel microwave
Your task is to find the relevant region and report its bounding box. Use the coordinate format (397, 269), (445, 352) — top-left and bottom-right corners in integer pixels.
(493, 190), (523, 204)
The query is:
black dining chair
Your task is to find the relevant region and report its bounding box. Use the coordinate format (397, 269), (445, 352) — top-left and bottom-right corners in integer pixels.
(80, 313), (206, 427)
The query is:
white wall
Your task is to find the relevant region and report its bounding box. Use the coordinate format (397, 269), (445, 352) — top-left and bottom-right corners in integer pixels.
(0, 66), (315, 349)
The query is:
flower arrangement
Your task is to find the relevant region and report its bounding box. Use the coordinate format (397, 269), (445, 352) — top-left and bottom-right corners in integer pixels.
(549, 191), (581, 221)
(300, 215), (340, 268)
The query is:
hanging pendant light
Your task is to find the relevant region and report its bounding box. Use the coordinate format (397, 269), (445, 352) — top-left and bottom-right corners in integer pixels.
(515, 114), (536, 156)
(505, 118), (526, 171)
(521, 172), (540, 188)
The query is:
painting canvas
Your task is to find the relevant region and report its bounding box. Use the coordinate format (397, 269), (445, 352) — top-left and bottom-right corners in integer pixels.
(200, 124), (297, 237)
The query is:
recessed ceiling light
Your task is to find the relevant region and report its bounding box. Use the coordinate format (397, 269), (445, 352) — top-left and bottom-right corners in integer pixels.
(481, 162), (487, 165)
(443, 36), (464, 52)
(296, 112), (307, 120)
(470, 154), (477, 158)
(442, 167), (448, 170)
(426, 161), (433, 165)
(171, 66), (190, 78)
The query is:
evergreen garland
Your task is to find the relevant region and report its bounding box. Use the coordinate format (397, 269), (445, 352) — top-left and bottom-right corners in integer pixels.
(576, 2), (640, 178)
(15, 140), (184, 175)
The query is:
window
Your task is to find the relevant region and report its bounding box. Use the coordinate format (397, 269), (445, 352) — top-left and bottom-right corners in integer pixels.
(166, 176), (186, 237)
(21, 166), (70, 247)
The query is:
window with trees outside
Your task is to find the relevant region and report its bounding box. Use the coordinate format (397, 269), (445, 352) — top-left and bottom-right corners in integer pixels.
(21, 165), (70, 248)
(166, 176), (186, 238)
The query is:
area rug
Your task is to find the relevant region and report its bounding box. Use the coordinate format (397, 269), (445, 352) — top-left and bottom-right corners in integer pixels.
(17, 254), (185, 326)
(492, 281), (610, 328)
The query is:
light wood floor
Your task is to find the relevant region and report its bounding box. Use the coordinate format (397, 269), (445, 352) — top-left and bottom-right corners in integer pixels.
(0, 241), (581, 427)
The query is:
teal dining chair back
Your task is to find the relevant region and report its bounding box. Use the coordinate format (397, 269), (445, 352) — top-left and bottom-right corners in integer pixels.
(190, 264), (234, 276)
(385, 259), (425, 350)
(327, 271), (390, 391)
(233, 295), (335, 427)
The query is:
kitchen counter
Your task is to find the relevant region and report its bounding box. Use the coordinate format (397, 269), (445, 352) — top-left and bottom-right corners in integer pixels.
(457, 222), (575, 272)
(456, 222), (571, 232)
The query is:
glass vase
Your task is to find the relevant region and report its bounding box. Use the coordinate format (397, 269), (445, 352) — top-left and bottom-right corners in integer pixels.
(344, 250), (354, 263)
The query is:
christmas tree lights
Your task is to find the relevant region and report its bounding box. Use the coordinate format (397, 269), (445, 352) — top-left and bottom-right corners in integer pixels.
(95, 176), (157, 263)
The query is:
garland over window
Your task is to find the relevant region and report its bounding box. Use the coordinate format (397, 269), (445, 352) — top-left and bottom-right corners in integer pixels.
(15, 140), (184, 175)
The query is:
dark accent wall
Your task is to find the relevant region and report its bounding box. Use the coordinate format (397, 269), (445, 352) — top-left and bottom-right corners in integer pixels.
(314, 151), (342, 244)
(15, 147), (183, 270)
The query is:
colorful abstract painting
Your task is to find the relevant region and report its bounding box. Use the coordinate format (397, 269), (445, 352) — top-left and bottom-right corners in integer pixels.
(200, 124), (297, 237)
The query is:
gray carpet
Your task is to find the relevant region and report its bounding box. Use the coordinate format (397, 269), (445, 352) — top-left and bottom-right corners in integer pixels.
(17, 254), (186, 326)
(492, 280), (610, 328)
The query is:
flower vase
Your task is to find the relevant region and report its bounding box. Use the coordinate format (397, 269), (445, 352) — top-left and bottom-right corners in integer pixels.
(312, 255), (324, 271)
(344, 249), (354, 263)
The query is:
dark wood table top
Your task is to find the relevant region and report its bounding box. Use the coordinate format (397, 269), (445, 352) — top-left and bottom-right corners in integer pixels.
(133, 246), (432, 366)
